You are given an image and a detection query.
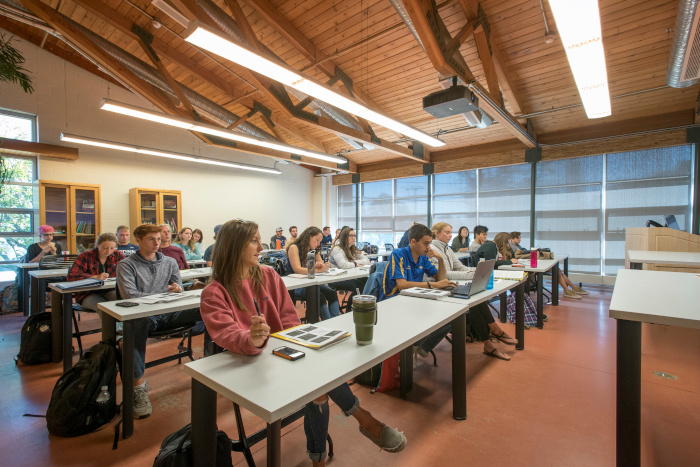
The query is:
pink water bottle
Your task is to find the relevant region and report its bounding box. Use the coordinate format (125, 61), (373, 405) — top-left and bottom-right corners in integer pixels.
(530, 248), (538, 268)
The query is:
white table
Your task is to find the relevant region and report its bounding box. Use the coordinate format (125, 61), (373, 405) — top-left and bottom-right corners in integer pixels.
(627, 250), (700, 269)
(187, 294), (472, 467)
(29, 268), (69, 315)
(187, 259), (207, 267)
(366, 249), (391, 261)
(609, 269), (700, 466)
(50, 268), (212, 373)
(499, 255), (569, 329)
(15, 262), (39, 316)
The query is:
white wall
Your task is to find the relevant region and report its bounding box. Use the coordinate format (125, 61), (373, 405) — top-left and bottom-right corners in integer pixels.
(0, 30), (322, 243)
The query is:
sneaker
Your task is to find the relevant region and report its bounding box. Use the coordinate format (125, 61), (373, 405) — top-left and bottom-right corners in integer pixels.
(134, 382), (152, 419)
(359, 425), (407, 453)
(413, 345), (429, 359)
(572, 286), (589, 295)
(542, 314), (549, 322)
(563, 289), (581, 300)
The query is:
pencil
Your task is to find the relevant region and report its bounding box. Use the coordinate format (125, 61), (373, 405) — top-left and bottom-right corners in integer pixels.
(254, 298), (261, 316)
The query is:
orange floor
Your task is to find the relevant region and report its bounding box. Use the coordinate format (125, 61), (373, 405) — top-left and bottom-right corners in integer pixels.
(1, 285), (699, 466)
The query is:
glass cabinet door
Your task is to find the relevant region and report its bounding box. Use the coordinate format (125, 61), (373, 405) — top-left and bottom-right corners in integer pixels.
(72, 187), (98, 254)
(139, 192), (158, 225)
(43, 186), (69, 253)
(162, 193), (179, 235)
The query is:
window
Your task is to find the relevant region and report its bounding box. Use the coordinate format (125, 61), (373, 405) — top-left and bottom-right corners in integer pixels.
(604, 146), (693, 275)
(536, 156), (603, 274)
(478, 164), (532, 246)
(0, 110), (38, 279)
(337, 185), (356, 231)
(432, 171), (477, 240)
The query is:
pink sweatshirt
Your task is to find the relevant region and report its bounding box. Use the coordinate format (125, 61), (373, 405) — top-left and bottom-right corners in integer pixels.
(200, 266), (301, 355)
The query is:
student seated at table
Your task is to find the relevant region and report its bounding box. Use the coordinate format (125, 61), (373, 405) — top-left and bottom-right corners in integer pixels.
(116, 225), (139, 257)
(270, 227), (286, 250)
(192, 228), (204, 251)
(288, 225), (298, 242)
(328, 227), (369, 296)
(285, 227), (340, 320)
(451, 226), (470, 253)
(27, 224), (62, 262)
(469, 225), (488, 252)
(200, 219), (406, 465)
(474, 232), (520, 268)
(173, 227), (203, 260)
(66, 232), (124, 311)
(333, 228), (341, 244)
(432, 223), (515, 361)
(117, 224), (202, 419)
(509, 231), (529, 255)
(320, 226), (333, 246)
(158, 224), (188, 270)
(204, 224), (221, 268)
(382, 223), (457, 359)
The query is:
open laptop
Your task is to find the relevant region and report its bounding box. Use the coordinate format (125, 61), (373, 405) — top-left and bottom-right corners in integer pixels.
(449, 259), (496, 298)
(664, 214), (681, 231)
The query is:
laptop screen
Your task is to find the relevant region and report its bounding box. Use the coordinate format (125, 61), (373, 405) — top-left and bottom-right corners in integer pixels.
(664, 215), (681, 231)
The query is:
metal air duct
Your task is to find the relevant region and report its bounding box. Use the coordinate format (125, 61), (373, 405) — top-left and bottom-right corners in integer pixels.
(667, 0), (700, 88)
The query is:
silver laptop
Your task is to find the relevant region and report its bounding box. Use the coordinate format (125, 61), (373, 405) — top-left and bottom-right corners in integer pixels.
(450, 259), (496, 298)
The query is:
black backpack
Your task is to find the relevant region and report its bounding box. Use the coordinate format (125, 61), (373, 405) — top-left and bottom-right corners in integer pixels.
(46, 340), (120, 437)
(153, 423), (232, 467)
(16, 312), (52, 365)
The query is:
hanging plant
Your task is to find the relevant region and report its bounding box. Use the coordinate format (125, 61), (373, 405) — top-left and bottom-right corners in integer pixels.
(0, 33), (33, 93)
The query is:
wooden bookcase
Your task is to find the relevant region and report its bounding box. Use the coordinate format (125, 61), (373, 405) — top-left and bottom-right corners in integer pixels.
(129, 188), (182, 236)
(39, 180), (101, 255)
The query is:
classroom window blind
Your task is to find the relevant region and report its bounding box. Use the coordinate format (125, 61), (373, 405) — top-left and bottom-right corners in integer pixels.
(477, 164), (532, 246)
(359, 180), (393, 245)
(604, 145), (693, 275)
(536, 156), (603, 274)
(337, 185), (356, 230)
(432, 171), (477, 237)
(394, 176), (428, 232)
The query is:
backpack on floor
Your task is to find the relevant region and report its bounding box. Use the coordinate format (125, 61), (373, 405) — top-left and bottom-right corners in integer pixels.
(355, 353), (400, 394)
(1, 282), (19, 314)
(506, 292), (539, 327)
(153, 423), (232, 467)
(15, 312), (53, 365)
(46, 340), (121, 437)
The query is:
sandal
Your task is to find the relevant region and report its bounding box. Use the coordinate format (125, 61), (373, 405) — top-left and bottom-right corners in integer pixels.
(359, 425), (407, 453)
(490, 330), (517, 345)
(483, 348), (510, 361)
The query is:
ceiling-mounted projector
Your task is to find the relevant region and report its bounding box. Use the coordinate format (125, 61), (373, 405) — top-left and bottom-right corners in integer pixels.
(423, 85), (478, 118)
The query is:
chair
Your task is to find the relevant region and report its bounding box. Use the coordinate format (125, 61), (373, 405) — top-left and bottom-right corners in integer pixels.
(204, 332), (333, 466)
(115, 282), (196, 369)
(384, 244), (394, 251)
(261, 243), (269, 250)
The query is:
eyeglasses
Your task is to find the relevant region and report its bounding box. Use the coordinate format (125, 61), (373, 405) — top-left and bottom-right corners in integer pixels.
(349, 234), (356, 237)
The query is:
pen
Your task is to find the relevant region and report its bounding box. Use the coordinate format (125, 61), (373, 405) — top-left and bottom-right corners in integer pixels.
(254, 298), (261, 316)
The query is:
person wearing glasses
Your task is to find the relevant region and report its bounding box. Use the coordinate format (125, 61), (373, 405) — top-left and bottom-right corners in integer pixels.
(329, 227), (370, 269)
(200, 219), (406, 466)
(26, 224), (62, 262)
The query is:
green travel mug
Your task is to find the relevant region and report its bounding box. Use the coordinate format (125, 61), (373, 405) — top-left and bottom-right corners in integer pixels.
(352, 295), (377, 345)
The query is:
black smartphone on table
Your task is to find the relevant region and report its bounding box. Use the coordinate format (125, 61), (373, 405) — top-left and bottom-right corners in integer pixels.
(273, 346), (305, 361)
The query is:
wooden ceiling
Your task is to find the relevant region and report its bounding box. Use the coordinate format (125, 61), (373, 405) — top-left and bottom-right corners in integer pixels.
(1, 0), (697, 177)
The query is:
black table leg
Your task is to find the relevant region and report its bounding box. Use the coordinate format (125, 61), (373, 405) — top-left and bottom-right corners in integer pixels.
(30, 276), (39, 316)
(20, 269), (30, 316)
(192, 379), (217, 467)
(122, 320), (135, 439)
(552, 263), (560, 307)
(564, 257), (569, 276)
(536, 272), (544, 329)
(38, 278), (47, 314)
(51, 291), (63, 363)
(306, 285), (320, 323)
(499, 292), (507, 323)
(451, 312), (467, 420)
(617, 319), (641, 467)
(630, 262), (642, 270)
(399, 346), (413, 399)
(62, 293), (73, 373)
(515, 283), (525, 351)
(267, 420), (282, 467)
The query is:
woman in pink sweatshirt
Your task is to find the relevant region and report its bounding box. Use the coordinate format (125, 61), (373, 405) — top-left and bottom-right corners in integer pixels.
(200, 219), (406, 466)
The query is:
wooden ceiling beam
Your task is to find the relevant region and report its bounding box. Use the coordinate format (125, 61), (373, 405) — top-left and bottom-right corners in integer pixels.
(402, 0), (535, 148)
(0, 138), (78, 160)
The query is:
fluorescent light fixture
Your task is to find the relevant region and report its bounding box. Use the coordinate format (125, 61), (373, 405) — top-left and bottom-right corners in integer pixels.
(60, 133), (282, 174)
(151, 0), (190, 28)
(184, 22), (446, 147)
(549, 0), (611, 119)
(99, 99), (347, 164)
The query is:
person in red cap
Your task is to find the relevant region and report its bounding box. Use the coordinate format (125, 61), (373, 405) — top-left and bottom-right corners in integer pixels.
(26, 224), (63, 262)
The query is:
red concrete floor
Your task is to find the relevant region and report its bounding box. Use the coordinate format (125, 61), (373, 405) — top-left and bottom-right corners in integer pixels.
(0, 285), (698, 466)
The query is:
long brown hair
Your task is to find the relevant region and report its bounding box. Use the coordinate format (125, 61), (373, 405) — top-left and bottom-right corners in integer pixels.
(291, 226), (322, 266)
(331, 227), (361, 261)
(494, 232), (513, 260)
(211, 219), (264, 311)
(175, 227), (195, 251)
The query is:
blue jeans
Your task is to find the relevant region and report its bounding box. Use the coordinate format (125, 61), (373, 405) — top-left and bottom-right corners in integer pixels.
(304, 382), (359, 462)
(417, 323), (452, 354)
(133, 308), (201, 379)
(294, 285), (340, 320)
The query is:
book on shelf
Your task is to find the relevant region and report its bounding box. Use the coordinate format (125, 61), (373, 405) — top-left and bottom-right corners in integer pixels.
(81, 199), (95, 212)
(399, 287), (451, 300)
(272, 324), (351, 349)
(493, 270), (527, 281)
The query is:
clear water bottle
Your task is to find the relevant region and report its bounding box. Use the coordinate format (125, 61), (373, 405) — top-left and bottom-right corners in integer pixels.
(307, 250), (316, 278)
(96, 385), (110, 403)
